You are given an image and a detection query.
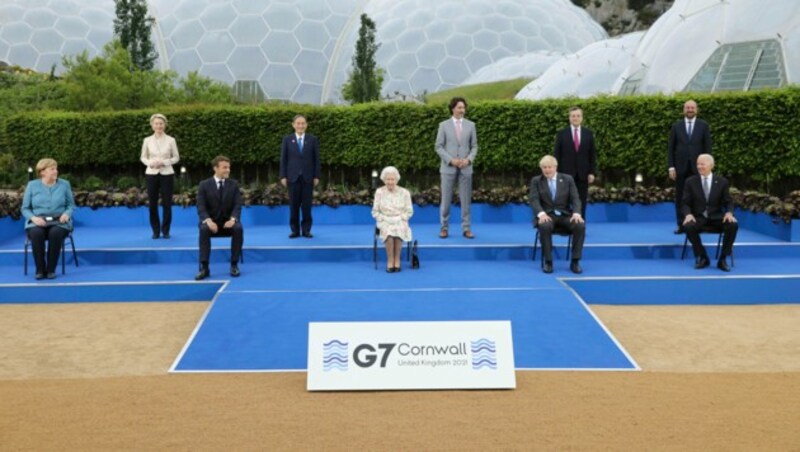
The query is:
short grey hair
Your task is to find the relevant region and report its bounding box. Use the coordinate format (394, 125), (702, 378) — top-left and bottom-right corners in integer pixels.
(539, 155), (558, 168)
(149, 113), (168, 126)
(698, 153), (714, 166)
(380, 166), (401, 182)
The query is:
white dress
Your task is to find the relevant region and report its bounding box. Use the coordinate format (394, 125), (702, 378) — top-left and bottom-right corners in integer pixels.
(372, 186), (413, 242)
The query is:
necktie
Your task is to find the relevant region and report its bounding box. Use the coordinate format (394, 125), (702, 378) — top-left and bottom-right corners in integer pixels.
(703, 176), (710, 201)
(455, 120), (462, 143)
(298, 136), (303, 155)
(573, 128), (580, 152)
(218, 179), (224, 194)
(687, 121), (693, 139)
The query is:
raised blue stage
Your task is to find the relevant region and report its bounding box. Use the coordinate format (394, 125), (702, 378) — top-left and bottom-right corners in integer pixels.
(1, 203), (798, 372)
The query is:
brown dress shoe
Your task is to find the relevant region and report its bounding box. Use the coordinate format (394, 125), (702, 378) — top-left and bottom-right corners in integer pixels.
(439, 229), (448, 239)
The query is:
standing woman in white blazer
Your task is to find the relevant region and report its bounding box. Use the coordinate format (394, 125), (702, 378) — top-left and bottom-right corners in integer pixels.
(141, 113), (180, 239)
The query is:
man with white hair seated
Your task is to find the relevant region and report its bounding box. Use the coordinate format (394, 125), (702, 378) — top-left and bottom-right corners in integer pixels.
(372, 166), (414, 273)
(681, 153), (738, 272)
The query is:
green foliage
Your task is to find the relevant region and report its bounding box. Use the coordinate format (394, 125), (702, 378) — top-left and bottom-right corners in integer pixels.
(115, 176), (140, 190)
(4, 87), (800, 195)
(114, 0), (158, 71)
(178, 71), (236, 104)
(341, 14), (384, 104)
(426, 78), (533, 105)
(0, 66), (67, 119)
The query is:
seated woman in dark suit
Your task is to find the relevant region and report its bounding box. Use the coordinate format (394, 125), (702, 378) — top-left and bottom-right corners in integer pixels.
(371, 166), (413, 273)
(21, 158), (75, 280)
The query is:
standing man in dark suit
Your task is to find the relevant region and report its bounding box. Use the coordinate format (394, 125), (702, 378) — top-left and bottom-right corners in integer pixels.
(280, 114), (321, 238)
(554, 106), (597, 218)
(682, 154), (737, 272)
(196, 155), (244, 280)
(435, 97), (478, 239)
(529, 155), (585, 274)
(669, 99), (711, 233)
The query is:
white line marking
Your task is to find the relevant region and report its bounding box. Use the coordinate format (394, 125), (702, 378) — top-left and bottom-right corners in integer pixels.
(0, 280), (225, 288)
(225, 286), (561, 294)
(560, 274), (800, 281)
(169, 281), (229, 373)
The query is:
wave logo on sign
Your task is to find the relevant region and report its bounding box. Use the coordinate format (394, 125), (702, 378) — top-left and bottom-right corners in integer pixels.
(323, 339), (349, 372)
(470, 338), (497, 370)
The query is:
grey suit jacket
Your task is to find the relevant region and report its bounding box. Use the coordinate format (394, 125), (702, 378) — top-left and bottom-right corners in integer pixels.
(435, 118), (478, 175)
(529, 173), (582, 219)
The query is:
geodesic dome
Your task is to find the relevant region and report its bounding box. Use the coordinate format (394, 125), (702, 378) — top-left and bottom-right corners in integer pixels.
(461, 51), (564, 86)
(613, 0), (800, 95)
(0, 0), (607, 104)
(515, 31), (644, 100)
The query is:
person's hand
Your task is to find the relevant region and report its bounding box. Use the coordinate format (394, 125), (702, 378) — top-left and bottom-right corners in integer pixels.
(206, 220), (218, 234)
(668, 168), (676, 181)
(223, 219), (236, 229)
(59, 214), (70, 224)
(538, 213), (552, 224)
(588, 174), (595, 184)
(723, 212), (737, 223)
(280, 178), (287, 187)
(570, 213), (584, 224)
(31, 216), (46, 227)
(313, 178), (319, 186)
(682, 214), (696, 225)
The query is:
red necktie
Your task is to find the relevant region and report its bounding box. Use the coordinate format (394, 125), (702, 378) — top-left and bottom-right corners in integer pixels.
(573, 128), (580, 152)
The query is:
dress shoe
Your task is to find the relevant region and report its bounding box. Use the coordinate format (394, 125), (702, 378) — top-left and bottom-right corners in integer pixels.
(463, 230), (475, 239)
(35, 272), (45, 280)
(386, 267), (395, 273)
(694, 257), (710, 269)
(152, 232), (160, 239)
(673, 227), (684, 234)
(289, 232), (300, 239)
(542, 261), (553, 274)
(439, 229), (448, 239)
(394, 266), (401, 273)
(570, 261), (583, 274)
(195, 268), (210, 281)
(302, 232), (314, 238)
(230, 265), (240, 277)
(717, 259), (731, 272)
(46, 272), (56, 280)
(162, 233), (170, 239)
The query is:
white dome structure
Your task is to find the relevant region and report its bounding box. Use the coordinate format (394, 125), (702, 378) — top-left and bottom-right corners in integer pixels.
(613, 0), (800, 95)
(461, 51), (565, 86)
(0, 0), (607, 104)
(515, 31), (644, 100)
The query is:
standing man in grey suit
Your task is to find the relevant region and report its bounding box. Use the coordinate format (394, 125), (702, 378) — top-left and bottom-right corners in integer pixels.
(435, 97), (478, 239)
(669, 99), (711, 233)
(554, 106), (597, 218)
(529, 155), (585, 274)
(280, 114), (321, 238)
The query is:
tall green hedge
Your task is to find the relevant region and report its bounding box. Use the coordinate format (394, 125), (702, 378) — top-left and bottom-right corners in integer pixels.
(4, 87), (799, 190)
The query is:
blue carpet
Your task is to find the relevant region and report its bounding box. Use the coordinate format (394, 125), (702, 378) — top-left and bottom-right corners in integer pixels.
(0, 282), (223, 304)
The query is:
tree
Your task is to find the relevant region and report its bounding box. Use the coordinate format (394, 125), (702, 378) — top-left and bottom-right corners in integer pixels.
(341, 14), (384, 104)
(113, 0), (158, 71)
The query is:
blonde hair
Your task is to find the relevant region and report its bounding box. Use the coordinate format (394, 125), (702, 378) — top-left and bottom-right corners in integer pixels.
(539, 155), (558, 168)
(380, 166), (401, 182)
(35, 158), (57, 176)
(149, 113), (168, 126)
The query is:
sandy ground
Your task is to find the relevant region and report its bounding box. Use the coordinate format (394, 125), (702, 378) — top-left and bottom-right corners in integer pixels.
(1, 302), (799, 450)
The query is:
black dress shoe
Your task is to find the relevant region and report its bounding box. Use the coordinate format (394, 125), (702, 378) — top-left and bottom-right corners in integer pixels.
(230, 265), (240, 277)
(542, 261), (553, 274)
(570, 261), (583, 274)
(46, 272), (56, 280)
(195, 268), (210, 280)
(694, 257), (710, 269)
(152, 233), (160, 239)
(289, 232), (300, 238)
(394, 266), (401, 272)
(386, 267), (395, 273)
(162, 233), (170, 239)
(35, 272), (45, 280)
(717, 259), (731, 272)
(302, 232), (313, 238)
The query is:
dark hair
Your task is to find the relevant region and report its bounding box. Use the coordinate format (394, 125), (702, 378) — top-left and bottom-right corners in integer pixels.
(448, 97), (467, 114)
(293, 114), (307, 122)
(211, 155), (230, 168)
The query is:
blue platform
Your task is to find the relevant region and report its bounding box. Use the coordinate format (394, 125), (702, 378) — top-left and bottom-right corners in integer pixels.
(1, 203), (798, 372)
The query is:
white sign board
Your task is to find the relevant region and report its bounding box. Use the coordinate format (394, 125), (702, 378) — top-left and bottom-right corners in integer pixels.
(307, 321), (516, 391)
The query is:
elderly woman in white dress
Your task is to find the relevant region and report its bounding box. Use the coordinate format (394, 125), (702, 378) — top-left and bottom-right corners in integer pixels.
(372, 166), (413, 273)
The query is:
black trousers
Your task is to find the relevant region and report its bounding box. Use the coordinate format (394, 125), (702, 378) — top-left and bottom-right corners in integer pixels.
(685, 216), (738, 259)
(288, 179), (313, 234)
(27, 225), (70, 274)
(537, 214), (586, 262)
(199, 220), (244, 267)
(575, 178), (589, 218)
(146, 174), (174, 235)
(674, 169), (696, 226)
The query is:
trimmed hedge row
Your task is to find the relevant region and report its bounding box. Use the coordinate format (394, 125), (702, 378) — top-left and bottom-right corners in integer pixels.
(4, 87), (800, 187)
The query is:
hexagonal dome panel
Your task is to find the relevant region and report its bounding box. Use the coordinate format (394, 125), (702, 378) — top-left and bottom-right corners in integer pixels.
(196, 31), (236, 64)
(229, 16), (269, 46)
(227, 47), (267, 79)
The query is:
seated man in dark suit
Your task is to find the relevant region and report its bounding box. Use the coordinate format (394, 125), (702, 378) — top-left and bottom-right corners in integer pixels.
(529, 155), (586, 274)
(195, 155), (244, 280)
(682, 153), (737, 272)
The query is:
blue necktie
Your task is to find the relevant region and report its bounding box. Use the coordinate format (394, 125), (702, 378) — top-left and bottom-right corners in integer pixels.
(687, 121), (693, 139)
(298, 136), (303, 155)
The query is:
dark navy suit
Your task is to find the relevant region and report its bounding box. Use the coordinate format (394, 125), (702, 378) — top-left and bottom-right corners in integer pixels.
(280, 133), (321, 235)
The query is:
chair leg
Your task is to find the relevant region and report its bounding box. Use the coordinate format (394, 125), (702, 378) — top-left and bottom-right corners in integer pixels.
(407, 241), (412, 264)
(566, 235), (572, 261)
(373, 235), (377, 270)
(24, 239), (29, 275)
(532, 230), (539, 262)
(715, 233), (722, 260)
(62, 239), (66, 275)
(681, 235), (689, 260)
(70, 235), (78, 268)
